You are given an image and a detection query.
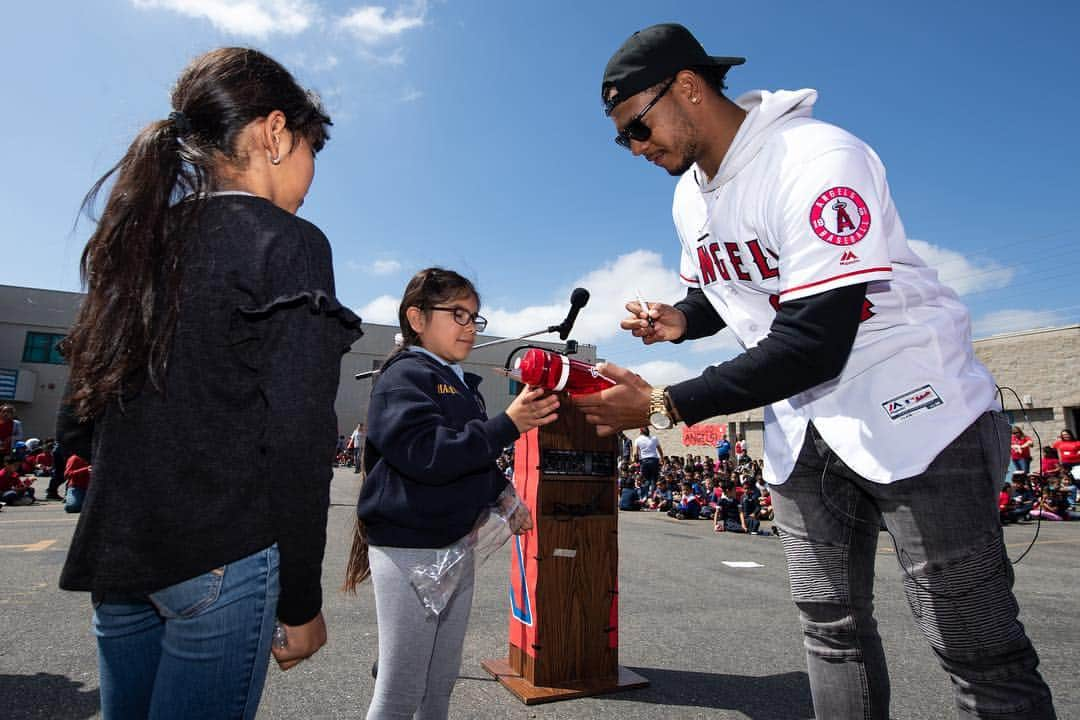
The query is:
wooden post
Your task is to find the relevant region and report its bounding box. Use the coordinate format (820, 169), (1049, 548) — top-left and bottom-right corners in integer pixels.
(481, 404), (648, 704)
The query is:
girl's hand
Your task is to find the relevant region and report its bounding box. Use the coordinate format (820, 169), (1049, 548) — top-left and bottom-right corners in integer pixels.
(509, 504), (533, 534)
(621, 300), (688, 345)
(272, 612), (327, 671)
(506, 385), (560, 434)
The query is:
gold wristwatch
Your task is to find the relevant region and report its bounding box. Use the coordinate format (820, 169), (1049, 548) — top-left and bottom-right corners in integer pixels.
(649, 387), (673, 430)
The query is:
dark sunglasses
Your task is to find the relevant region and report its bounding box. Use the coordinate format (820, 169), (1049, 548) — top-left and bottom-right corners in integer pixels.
(431, 306), (488, 332)
(614, 78), (676, 149)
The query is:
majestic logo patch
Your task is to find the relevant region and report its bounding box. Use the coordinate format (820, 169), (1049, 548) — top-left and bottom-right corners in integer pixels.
(436, 383), (459, 396)
(809, 186), (871, 246)
(839, 250), (859, 265)
(882, 384), (943, 422)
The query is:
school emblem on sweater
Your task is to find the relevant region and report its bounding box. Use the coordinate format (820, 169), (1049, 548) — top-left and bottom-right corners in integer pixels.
(809, 186), (871, 246)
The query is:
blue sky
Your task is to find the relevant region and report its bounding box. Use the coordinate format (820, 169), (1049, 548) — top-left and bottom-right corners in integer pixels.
(2, 1), (1077, 384)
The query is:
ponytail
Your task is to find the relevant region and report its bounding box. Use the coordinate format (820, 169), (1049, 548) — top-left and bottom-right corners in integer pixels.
(66, 117), (202, 418)
(342, 517), (371, 592)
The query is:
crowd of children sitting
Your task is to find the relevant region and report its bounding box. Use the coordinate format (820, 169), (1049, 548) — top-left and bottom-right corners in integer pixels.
(0, 437), (53, 507)
(999, 430), (1080, 524)
(997, 453), (1075, 520)
(618, 451), (776, 536)
(0, 403), (93, 513)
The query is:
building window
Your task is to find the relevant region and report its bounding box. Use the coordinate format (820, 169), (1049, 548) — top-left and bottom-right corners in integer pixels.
(22, 332), (66, 365)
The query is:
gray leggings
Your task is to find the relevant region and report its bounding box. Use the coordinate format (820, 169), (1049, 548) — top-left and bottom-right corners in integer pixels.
(366, 545), (475, 720)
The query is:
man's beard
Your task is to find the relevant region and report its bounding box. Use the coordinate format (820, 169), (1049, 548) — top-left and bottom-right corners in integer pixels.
(666, 119), (699, 176)
(667, 141), (697, 176)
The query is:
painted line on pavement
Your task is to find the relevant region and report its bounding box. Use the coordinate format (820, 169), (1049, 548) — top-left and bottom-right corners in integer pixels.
(0, 517), (79, 524)
(0, 539), (58, 551)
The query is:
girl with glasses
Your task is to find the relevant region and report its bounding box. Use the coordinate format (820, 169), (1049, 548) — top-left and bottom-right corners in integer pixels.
(344, 267), (559, 719)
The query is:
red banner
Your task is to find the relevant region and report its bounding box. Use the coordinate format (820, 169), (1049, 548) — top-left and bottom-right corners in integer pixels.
(682, 423), (726, 447)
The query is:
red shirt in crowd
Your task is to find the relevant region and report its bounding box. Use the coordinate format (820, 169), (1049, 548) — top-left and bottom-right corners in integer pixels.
(1042, 456), (1061, 475)
(1010, 433), (1032, 461)
(1053, 439), (1080, 466)
(65, 455), (91, 491)
(0, 418), (13, 453)
(0, 467), (30, 494)
(32, 451), (53, 470)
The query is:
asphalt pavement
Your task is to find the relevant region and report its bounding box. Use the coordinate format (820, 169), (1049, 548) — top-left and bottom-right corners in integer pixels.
(1, 469), (1076, 719)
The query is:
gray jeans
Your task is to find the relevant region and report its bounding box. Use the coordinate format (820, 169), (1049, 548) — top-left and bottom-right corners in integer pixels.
(366, 545), (475, 720)
(771, 412), (1055, 719)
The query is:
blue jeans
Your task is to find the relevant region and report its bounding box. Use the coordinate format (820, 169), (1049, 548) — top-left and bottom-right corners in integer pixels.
(771, 413), (1055, 719)
(1011, 457), (1031, 474)
(93, 544), (280, 720)
(64, 486), (85, 513)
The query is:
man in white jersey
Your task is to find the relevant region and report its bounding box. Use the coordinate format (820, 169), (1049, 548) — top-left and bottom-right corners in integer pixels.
(575, 23), (1055, 719)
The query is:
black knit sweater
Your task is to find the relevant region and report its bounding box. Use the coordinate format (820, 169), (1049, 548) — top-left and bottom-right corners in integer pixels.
(59, 195), (363, 625)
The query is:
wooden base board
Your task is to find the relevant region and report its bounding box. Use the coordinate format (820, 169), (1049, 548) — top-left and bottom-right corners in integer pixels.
(480, 658), (649, 705)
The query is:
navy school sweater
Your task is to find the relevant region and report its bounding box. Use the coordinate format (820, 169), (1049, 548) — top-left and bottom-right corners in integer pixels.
(357, 350), (519, 548)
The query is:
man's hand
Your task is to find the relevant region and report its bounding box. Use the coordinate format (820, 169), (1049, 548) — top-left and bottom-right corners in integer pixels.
(272, 612), (327, 671)
(573, 362), (652, 437)
(622, 301), (687, 345)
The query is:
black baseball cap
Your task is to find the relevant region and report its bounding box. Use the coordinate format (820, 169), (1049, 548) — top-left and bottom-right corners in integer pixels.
(602, 23), (745, 115)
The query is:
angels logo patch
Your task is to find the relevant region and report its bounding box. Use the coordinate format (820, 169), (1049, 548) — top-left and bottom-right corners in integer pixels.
(809, 186), (871, 246)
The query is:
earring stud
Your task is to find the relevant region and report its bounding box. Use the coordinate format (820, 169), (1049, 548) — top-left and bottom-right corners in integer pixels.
(270, 155), (281, 165)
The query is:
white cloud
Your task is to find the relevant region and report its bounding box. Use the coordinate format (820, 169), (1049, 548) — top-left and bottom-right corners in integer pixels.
(972, 308), (1068, 338)
(482, 250), (686, 345)
(346, 258), (402, 275)
(908, 239), (1014, 296)
(399, 88), (423, 103)
(622, 360), (699, 387)
(289, 52), (340, 72)
(371, 259), (402, 275)
(358, 47), (407, 65)
(349, 250), (747, 378)
(686, 329), (743, 356)
(355, 294), (399, 324)
(132, 0), (317, 38)
(338, 2), (426, 43)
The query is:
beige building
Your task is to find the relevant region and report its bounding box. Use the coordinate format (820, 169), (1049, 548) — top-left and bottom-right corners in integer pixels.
(972, 325), (1080, 451)
(0, 284), (592, 441)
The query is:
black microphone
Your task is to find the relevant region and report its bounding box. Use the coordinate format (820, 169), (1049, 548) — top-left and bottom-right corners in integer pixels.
(557, 287), (590, 340)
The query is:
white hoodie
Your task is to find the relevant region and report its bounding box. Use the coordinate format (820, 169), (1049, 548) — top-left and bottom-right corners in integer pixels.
(671, 89), (998, 484)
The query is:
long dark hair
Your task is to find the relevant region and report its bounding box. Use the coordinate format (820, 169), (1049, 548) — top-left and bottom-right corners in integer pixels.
(64, 47), (332, 419)
(342, 267), (480, 593)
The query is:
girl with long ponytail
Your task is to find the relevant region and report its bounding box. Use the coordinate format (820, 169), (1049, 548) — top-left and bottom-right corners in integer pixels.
(59, 48), (362, 720)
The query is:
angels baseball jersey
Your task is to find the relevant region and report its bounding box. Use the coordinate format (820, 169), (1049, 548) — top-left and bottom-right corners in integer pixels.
(673, 88), (998, 484)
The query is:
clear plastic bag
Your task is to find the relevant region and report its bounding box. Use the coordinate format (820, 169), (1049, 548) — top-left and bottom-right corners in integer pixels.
(409, 484), (527, 616)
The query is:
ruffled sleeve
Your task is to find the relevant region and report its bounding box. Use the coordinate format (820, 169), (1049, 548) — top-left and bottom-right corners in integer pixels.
(230, 212), (362, 625)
